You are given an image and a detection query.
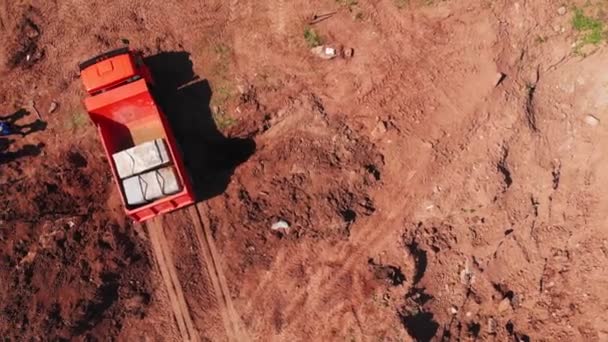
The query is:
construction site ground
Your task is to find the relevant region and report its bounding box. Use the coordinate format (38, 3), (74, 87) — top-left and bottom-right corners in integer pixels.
(1, 0), (608, 341)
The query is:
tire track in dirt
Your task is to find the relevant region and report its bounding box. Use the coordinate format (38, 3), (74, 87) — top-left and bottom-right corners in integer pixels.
(147, 218), (199, 342)
(271, 0), (287, 36)
(189, 205), (250, 342)
(244, 2), (497, 330)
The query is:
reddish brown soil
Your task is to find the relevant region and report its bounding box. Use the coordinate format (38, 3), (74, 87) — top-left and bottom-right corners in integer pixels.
(2, 0), (608, 341)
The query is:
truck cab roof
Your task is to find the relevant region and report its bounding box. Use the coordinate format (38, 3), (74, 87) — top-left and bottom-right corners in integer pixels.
(79, 47), (139, 94)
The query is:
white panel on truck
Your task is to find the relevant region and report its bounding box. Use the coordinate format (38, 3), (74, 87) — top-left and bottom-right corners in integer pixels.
(122, 166), (182, 206)
(112, 139), (170, 179)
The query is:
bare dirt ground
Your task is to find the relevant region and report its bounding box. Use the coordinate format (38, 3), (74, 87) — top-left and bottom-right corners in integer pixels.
(1, 0), (608, 341)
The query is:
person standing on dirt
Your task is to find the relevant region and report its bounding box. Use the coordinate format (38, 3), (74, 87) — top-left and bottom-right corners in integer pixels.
(0, 121), (15, 136)
(0, 109), (46, 137)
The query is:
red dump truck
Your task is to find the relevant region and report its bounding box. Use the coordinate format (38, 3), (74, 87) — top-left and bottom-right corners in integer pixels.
(79, 47), (194, 222)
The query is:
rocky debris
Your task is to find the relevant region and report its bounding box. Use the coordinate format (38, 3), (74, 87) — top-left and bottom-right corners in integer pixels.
(584, 114), (599, 126)
(557, 6), (567, 16)
(9, 18), (44, 68)
(487, 317), (497, 335)
(48, 101), (59, 114)
(460, 263), (475, 286)
(368, 258), (405, 286)
(371, 120), (388, 138)
(23, 20), (40, 39)
(271, 220), (290, 232)
(498, 297), (512, 312)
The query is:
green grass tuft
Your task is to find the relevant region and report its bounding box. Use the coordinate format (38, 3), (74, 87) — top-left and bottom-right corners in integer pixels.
(65, 112), (88, 130)
(212, 107), (237, 130)
(572, 7), (605, 53)
(572, 8), (603, 32)
(304, 27), (322, 48)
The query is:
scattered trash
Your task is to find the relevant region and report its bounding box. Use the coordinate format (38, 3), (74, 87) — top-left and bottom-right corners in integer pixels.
(48, 101), (59, 114)
(557, 6), (567, 16)
(271, 220), (291, 232)
(584, 114), (599, 126)
(311, 45), (354, 60)
(311, 46), (338, 60)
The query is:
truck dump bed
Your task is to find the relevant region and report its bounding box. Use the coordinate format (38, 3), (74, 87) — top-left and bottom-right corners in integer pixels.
(81, 49), (194, 221)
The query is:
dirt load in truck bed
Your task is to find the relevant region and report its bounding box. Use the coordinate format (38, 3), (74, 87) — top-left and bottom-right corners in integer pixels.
(1, 0), (608, 341)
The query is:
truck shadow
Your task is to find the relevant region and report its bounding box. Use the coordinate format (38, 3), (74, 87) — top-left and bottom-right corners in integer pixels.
(0, 109), (46, 164)
(145, 51), (255, 201)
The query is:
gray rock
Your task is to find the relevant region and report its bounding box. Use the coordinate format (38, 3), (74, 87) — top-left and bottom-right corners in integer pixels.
(585, 115), (600, 126)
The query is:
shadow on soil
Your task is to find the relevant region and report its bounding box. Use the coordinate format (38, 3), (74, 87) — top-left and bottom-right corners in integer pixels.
(145, 51), (255, 201)
(0, 109), (46, 164)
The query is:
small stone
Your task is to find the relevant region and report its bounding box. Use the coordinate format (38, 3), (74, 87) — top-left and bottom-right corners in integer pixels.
(49, 101), (59, 114)
(271, 220), (290, 231)
(498, 297), (512, 312)
(487, 318), (497, 334)
(19, 250), (37, 265)
(450, 306), (458, 315)
(460, 266), (474, 285)
(511, 293), (521, 307)
(371, 120), (388, 137)
(585, 115), (599, 126)
(24, 23), (40, 39)
(495, 72), (506, 86)
(557, 6), (567, 16)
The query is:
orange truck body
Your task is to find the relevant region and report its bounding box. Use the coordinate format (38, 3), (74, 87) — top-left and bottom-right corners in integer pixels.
(79, 47), (194, 222)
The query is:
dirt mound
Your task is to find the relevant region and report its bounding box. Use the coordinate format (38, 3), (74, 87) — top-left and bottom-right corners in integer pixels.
(0, 150), (153, 340)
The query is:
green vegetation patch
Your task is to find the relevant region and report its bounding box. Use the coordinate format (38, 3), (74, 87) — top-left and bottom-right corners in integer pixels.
(572, 7), (605, 52)
(304, 27), (322, 48)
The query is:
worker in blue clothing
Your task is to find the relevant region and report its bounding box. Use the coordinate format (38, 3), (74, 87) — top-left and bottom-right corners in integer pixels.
(0, 109), (46, 137)
(0, 121), (15, 136)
